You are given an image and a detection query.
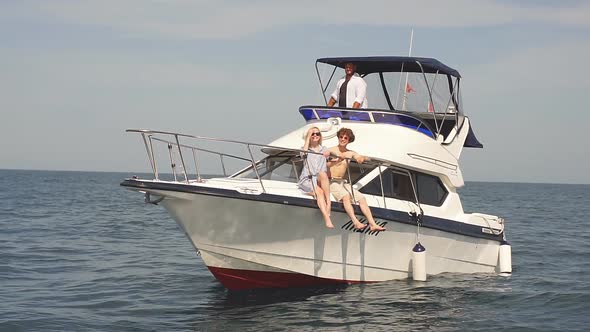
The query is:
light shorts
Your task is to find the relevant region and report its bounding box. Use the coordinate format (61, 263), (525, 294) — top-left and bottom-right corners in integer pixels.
(330, 180), (364, 202)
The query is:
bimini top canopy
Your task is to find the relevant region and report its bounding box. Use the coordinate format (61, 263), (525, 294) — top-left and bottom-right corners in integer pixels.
(316, 56), (461, 78)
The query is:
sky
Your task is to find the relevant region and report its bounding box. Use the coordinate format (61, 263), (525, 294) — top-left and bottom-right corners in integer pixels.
(1, 0), (589, 184)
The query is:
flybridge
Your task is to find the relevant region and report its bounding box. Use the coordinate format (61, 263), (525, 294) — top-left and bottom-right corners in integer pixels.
(315, 56), (462, 113)
(314, 56), (483, 148)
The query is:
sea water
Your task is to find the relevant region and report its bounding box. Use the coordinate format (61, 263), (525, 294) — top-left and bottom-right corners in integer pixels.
(1, 170), (589, 331)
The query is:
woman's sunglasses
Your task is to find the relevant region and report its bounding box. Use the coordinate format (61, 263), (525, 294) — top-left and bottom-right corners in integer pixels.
(311, 132), (321, 137)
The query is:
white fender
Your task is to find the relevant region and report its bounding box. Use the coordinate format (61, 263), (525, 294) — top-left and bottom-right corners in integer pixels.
(498, 242), (512, 274)
(412, 242), (427, 281)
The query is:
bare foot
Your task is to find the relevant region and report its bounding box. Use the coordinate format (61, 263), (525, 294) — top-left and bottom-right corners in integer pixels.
(323, 214), (334, 228)
(369, 224), (386, 231)
(353, 222), (367, 230)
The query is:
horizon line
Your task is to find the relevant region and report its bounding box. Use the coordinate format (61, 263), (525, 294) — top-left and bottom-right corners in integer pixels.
(1, 168), (588, 186)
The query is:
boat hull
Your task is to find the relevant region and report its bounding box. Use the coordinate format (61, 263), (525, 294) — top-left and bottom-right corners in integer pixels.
(206, 262), (355, 290)
(150, 186), (502, 290)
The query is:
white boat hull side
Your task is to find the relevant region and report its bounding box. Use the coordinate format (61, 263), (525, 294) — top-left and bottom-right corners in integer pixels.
(161, 191), (500, 287)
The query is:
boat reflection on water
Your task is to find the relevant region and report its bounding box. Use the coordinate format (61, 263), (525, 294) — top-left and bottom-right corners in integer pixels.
(189, 274), (513, 331)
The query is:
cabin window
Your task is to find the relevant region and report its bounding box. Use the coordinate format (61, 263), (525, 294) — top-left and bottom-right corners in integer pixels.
(359, 168), (447, 206)
(234, 154), (299, 182)
(262, 156), (299, 181)
(360, 168), (414, 202)
(234, 154), (377, 184)
(347, 161), (377, 184)
(416, 173), (447, 206)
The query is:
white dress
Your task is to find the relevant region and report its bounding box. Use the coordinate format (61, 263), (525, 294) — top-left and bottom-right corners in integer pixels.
(297, 145), (327, 193)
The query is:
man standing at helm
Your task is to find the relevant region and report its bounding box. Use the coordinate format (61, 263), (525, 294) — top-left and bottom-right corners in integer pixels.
(327, 62), (368, 109)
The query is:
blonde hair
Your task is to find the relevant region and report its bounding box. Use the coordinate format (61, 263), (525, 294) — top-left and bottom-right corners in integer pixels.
(308, 126), (323, 146)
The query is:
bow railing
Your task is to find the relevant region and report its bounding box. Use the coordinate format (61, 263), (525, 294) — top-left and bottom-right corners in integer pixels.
(126, 129), (421, 212)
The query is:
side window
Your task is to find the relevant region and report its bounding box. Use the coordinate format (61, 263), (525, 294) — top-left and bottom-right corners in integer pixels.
(360, 168), (413, 201)
(348, 162), (376, 184)
(262, 157), (299, 181)
(360, 168), (447, 206)
(416, 173), (447, 206)
(392, 171), (414, 201)
(234, 154), (299, 182)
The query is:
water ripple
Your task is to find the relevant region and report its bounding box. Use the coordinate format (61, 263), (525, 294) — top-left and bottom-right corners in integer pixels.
(0, 171), (589, 331)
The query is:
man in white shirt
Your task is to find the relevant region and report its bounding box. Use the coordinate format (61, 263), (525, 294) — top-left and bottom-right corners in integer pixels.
(327, 63), (368, 109)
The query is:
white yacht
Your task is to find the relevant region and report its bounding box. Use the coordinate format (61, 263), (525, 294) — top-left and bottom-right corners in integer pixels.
(121, 56), (512, 290)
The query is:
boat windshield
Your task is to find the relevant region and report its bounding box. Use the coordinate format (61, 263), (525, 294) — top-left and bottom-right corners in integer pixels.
(233, 153), (376, 184)
(316, 57), (464, 134)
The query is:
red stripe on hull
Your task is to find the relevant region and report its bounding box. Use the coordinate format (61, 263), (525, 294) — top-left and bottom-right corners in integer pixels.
(207, 266), (359, 290)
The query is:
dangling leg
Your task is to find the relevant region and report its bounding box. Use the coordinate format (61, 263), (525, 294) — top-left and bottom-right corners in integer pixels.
(314, 187), (333, 228)
(358, 197), (385, 231)
(341, 195), (366, 230)
(317, 172), (331, 216)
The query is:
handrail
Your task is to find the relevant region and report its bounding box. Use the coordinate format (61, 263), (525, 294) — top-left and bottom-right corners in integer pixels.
(129, 129), (372, 165)
(128, 129), (304, 150)
(127, 129), (407, 195)
(128, 129), (359, 193)
(127, 129), (453, 226)
(151, 136), (252, 163)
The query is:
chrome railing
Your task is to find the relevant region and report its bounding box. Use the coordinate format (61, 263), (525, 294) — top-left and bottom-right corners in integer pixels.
(126, 129), (421, 214)
(127, 129), (336, 194)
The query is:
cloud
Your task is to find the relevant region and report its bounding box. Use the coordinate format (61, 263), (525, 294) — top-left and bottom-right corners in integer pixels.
(5, 0), (590, 40)
(1, 1), (589, 181)
(0, 48), (276, 110)
(458, 40), (590, 184)
(462, 40), (590, 111)
(0, 47), (286, 172)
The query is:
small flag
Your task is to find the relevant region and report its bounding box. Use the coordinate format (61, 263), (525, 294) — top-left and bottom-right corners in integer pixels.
(405, 82), (415, 93)
(427, 101), (434, 113)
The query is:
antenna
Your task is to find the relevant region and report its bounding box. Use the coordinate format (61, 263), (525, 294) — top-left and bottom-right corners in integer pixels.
(401, 29), (414, 111)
